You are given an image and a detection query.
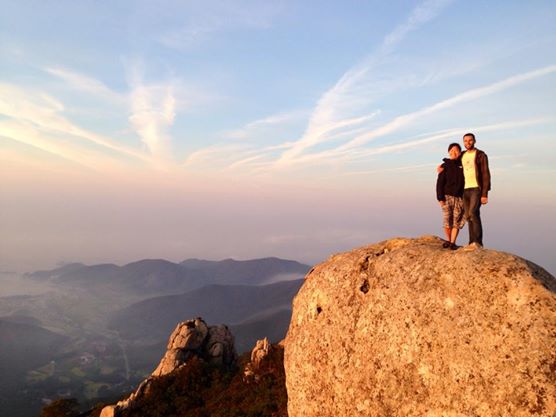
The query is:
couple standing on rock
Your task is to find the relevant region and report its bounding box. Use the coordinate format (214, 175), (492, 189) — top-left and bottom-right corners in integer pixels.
(436, 133), (491, 251)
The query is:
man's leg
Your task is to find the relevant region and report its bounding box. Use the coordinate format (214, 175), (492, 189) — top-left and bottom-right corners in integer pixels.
(466, 188), (483, 245)
(463, 189), (472, 243)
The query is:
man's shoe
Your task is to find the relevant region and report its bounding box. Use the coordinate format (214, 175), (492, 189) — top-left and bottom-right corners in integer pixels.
(442, 241), (450, 248)
(463, 242), (482, 251)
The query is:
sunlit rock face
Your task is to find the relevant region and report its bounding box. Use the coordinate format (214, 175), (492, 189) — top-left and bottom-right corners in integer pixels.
(100, 318), (236, 417)
(285, 236), (556, 417)
(152, 318), (236, 376)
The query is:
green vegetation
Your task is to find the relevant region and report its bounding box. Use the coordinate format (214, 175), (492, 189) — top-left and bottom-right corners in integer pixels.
(118, 347), (287, 417)
(100, 366), (116, 375)
(84, 382), (110, 399)
(45, 346), (288, 417)
(26, 362), (55, 383)
(39, 399), (79, 417)
(71, 367), (87, 377)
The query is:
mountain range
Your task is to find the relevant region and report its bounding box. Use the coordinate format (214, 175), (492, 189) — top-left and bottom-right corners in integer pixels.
(2, 256), (311, 417)
(108, 279), (304, 343)
(27, 257), (309, 297)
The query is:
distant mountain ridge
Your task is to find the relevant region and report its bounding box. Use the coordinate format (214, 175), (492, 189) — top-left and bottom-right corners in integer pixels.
(108, 279), (304, 345)
(179, 257), (308, 284)
(26, 257), (310, 297)
(3, 256), (310, 416)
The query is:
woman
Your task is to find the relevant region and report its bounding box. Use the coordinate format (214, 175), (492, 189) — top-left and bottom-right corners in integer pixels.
(436, 143), (465, 249)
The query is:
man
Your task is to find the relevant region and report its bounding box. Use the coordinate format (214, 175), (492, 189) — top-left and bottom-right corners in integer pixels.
(461, 133), (490, 250)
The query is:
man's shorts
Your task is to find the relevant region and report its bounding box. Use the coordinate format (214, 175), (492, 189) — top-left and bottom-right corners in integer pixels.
(442, 195), (465, 229)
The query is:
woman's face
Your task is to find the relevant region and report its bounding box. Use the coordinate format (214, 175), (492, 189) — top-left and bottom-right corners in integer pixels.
(449, 146), (461, 160)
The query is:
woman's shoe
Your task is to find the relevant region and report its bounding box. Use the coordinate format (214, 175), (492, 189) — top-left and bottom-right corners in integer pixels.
(442, 241), (450, 248)
(450, 243), (458, 250)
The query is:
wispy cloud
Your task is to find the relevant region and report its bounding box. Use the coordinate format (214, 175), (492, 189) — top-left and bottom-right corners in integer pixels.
(0, 119), (117, 171)
(270, 65), (556, 168)
(45, 67), (125, 104)
(382, 0), (454, 51)
(226, 142), (293, 171)
(182, 109), (307, 173)
(157, 1), (282, 50)
(223, 109), (307, 140)
(125, 61), (180, 164)
(274, 0), (454, 167)
(182, 140), (294, 174)
(0, 82), (150, 164)
(340, 64), (556, 152)
(322, 118), (553, 178)
(182, 143), (249, 171)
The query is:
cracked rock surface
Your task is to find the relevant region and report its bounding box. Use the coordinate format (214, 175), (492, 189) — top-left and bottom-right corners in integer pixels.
(284, 236), (556, 417)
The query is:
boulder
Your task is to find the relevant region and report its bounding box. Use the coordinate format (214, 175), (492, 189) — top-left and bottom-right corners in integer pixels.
(243, 337), (272, 381)
(152, 318), (209, 376)
(285, 236), (556, 417)
(205, 324), (236, 366)
(101, 317), (236, 417)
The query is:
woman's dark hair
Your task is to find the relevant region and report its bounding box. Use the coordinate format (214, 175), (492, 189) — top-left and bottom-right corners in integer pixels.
(448, 142), (461, 152)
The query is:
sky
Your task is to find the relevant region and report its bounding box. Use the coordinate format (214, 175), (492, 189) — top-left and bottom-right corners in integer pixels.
(1, 0), (555, 274)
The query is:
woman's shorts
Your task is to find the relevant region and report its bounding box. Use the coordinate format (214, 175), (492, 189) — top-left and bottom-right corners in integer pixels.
(442, 195), (465, 229)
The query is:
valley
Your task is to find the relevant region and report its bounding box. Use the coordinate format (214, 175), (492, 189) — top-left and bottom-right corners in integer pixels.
(0, 258), (309, 417)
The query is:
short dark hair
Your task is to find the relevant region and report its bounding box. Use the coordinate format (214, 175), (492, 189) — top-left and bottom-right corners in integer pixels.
(463, 132), (476, 141)
(448, 142), (461, 152)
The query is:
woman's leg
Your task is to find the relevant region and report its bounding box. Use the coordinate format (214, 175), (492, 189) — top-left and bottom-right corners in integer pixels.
(450, 228), (459, 244)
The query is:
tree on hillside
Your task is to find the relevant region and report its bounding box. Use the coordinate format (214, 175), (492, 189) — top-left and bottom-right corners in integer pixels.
(39, 398), (80, 417)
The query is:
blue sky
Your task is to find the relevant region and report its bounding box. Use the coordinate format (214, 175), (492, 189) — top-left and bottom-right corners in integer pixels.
(1, 1), (555, 273)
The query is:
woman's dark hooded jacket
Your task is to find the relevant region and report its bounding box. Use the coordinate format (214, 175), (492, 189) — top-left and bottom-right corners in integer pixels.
(436, 157), (464, 201)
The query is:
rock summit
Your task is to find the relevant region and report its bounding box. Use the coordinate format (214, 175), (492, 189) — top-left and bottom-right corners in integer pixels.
(285, 236), (556, 417)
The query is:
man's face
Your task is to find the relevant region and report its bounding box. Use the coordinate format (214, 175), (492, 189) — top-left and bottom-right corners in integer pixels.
(449, 146), (461, 160)
(463, 135), (476, 150)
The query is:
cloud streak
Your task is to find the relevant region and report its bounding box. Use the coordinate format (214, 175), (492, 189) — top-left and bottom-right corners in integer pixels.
(269, 65), (556, 168)
(156, 1), (282, 50)
(382, 0), (454, 51)
(224, 109), (307, 140)
(0, 83), (151, 164)
(129, 82), (176, 163)
(273, 0), (454, 167)
(340, 64), (556, 152)
(45, 67), (125, 104)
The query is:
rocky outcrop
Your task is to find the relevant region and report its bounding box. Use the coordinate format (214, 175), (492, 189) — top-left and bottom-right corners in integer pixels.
(285, 236), (556, 417)
(152, 318), (236, 376)
(243, 337), (276, 381)
(100, 318), (236, 417)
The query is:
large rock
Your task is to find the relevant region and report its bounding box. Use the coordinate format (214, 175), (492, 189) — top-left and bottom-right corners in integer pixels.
(243, 337), (272, 381)
(285, 236), (556, 417)
(152, 318), (209, 376)
(101, 318), (236, 417)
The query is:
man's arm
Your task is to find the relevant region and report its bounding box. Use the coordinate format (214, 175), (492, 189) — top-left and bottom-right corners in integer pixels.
(480, 152), (491, 203)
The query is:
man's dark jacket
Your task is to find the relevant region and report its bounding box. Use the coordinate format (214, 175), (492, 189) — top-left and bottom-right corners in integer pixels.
(462, 148), (491, 197)
(436, 158), (464, 201)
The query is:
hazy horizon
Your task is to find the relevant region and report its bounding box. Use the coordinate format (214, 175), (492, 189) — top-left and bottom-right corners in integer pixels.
(1, 1), (555, 276)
